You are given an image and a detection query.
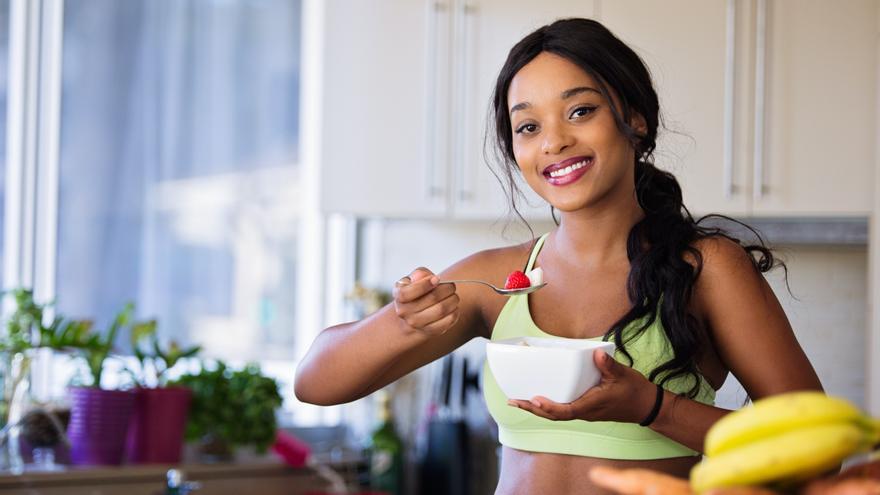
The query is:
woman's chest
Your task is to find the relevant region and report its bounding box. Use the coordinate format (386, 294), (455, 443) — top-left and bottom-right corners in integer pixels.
(526, 268), (633, 339)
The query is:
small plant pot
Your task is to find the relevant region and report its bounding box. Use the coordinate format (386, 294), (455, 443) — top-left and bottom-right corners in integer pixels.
(125, 386), (192, 464)
(67, 387), (135, 465)
(197, 434), (233, 463)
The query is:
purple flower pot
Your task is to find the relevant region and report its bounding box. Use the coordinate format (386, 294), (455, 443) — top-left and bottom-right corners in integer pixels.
(125, 387), (192, 464)
(67, 388), (135, 465)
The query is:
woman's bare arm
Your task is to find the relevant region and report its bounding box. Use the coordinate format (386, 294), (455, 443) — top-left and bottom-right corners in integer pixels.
(648, 237), (822, 451)
(294, 249), (505, 405)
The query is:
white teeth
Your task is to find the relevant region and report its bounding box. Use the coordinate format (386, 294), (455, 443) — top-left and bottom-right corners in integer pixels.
(548, 159), (589, 178)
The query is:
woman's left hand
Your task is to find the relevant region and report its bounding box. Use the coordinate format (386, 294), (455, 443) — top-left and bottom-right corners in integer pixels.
(507, 349), (660, 424)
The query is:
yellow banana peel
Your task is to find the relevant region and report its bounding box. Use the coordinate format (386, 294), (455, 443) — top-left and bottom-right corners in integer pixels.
(693, 392), (880, 494)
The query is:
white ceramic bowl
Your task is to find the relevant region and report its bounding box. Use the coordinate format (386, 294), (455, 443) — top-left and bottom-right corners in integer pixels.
(486, 336), (616, 403)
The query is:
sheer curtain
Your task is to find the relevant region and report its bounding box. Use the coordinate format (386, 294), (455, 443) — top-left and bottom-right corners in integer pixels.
(54, 0), (302, 376)
(0, 0), (9, 285)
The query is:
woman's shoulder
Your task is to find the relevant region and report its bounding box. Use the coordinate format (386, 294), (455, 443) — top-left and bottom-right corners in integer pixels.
(442, 238), (539, 281)
(688, 235), (768, 315)
(440, 239), (543, 335)
(689, 235), (757, 276)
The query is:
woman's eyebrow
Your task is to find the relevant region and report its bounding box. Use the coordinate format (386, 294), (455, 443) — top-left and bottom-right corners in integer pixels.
(509, 101), (530, 115)
(561, 86), (601, 99)
(510, 86), (601, 115)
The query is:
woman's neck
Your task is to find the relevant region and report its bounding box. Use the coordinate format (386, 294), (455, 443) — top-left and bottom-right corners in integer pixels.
(553, 198), (644, 268)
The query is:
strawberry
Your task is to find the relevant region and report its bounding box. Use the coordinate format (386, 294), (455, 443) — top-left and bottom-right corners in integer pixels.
(504, 270), (531, 290)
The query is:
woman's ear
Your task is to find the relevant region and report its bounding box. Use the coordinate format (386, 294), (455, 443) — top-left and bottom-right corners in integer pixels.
(630, 113), (648, 136)
(629, 113), (649, 156)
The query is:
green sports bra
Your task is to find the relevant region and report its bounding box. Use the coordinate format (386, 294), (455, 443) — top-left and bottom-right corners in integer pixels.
(482, 233), (716, 460)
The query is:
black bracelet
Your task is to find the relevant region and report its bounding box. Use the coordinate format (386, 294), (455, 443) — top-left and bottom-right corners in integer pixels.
(639, 384), (665, 427)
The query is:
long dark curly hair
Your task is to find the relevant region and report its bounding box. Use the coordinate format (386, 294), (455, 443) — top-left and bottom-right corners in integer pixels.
(489, 18), (780, 397)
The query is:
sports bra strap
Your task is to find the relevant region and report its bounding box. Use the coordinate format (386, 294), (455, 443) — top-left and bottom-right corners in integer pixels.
(525, 233), (550, 272)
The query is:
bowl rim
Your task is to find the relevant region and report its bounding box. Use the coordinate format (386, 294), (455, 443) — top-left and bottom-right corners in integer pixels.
(488, 336), (615, 353)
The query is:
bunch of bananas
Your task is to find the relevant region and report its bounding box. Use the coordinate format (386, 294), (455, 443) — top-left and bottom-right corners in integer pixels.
(691, 391), (880, 494)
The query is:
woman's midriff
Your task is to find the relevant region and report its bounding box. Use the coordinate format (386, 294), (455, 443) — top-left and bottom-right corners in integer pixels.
(494, 447), (698, 495)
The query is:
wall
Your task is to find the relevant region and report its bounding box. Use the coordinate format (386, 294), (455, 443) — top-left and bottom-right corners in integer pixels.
(763, 245), (867, 407)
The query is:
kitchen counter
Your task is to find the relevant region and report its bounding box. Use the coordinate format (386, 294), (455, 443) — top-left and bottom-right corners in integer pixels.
(700, 217), (868, 246)
(0, 457), (362, 495)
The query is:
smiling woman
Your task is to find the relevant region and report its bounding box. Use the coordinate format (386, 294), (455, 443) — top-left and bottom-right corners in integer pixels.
(295, 17), (822, 495)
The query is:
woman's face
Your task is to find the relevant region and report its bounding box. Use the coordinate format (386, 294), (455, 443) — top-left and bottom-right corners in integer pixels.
(507, 52), (643, 213)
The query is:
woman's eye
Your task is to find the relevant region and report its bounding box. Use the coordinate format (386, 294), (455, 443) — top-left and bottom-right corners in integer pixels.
(570, 105), (597, 119)
(515, 123), (538, 134)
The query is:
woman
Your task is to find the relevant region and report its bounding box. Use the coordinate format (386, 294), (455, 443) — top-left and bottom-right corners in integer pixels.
(294, 18), (821, 494)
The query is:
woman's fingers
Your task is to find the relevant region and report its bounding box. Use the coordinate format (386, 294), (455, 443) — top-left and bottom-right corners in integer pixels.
(399, 292), (460, 331)
(420, 309), (461, 336)
(393, 267), (438, 302)
(397, 279), (455, 307)
(393, 268), (460, 334)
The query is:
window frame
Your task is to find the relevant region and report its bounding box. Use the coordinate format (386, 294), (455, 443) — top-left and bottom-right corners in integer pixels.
(4, 0), (335, 419)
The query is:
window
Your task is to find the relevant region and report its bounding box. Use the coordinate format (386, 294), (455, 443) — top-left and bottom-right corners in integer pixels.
(3, 0), (313, 412)
(0, 0), (9, 287)
(55, 1), (302, 364)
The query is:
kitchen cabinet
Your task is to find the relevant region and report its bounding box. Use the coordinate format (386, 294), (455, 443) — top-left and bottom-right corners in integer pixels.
(602, 0), (876, 217)
(601, 0), (749, 217)
(318, 0), (877, 219)
(755, 0), (875, 216)
(319, 0), (596, 220)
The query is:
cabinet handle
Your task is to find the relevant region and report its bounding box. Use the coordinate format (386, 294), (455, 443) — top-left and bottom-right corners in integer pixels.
(455, 2), (476, 202)
(722, 0), (736, 198)
(426, 1), (449, 199)
(753, 0), (768, 201)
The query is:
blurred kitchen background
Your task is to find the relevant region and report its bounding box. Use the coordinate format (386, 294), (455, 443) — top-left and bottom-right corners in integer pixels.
(0, 0), (877, 494)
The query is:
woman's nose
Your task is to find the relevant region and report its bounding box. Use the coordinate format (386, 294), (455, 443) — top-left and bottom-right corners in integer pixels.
(541, 124), (574, 155)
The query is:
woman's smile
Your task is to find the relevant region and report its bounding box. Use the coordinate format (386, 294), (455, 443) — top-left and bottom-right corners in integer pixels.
(543, 155), (594, 186)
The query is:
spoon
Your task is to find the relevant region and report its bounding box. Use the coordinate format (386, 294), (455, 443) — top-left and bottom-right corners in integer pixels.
(437, 280), (547, 296)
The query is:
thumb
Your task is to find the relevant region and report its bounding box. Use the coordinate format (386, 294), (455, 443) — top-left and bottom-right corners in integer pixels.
(409, 267), (436, 282)
(593, 349), (620, 378)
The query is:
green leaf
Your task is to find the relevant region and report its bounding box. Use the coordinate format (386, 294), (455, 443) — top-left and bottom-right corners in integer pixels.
(171, 361), (281, 449)
(130, 320), (156, 347)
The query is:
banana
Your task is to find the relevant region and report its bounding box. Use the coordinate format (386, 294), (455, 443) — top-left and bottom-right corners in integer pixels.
(691, 422), (873, 494)
(705, 391), (869, 456)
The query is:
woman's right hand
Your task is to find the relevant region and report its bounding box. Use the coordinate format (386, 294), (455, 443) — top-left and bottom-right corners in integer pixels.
(392, 267), (460, 336)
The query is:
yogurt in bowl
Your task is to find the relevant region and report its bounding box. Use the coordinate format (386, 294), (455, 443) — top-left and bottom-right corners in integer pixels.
(486, 336), (616, 403)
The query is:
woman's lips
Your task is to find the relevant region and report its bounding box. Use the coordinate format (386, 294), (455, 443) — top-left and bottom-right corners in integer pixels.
(543, 157), (593, 186)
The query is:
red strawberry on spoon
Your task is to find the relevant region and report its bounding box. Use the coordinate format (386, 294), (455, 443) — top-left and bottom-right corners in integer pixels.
(435, 270), (545, 296)
(504, 270), (531, 290)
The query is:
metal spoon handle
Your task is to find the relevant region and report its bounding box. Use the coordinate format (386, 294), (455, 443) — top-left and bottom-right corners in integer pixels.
(438, 279), (546, 296)
(438, 279), (501, 290)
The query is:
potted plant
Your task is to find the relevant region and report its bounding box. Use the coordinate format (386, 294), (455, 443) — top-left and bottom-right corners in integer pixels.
(0, 289), (88, 471)
(65, 302), (139, 466)
(123, 320), (200, 463)
(172, 361), (282, 462)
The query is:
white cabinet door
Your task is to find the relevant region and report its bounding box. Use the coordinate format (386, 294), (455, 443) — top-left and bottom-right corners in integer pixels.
(754, 0), (875, 216)
(318, 0), (877, 219)
(452, 1), (598, 221)
(601, 0), (749, 218)
(320, 0), (450, 217)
